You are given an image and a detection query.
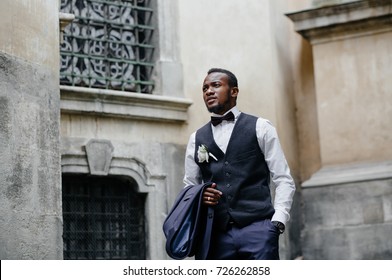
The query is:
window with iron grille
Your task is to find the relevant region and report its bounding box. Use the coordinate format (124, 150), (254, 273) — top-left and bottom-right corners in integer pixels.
(60, 0), (155, 93)
(62, 175), (146, 260)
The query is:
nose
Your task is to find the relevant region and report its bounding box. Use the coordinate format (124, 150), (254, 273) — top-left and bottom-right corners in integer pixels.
(206, 87), (214, 95)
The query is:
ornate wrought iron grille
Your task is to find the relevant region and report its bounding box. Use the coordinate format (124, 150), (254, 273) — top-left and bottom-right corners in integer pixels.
(60, 0), (155, 93)
(62, 175), (146, 260)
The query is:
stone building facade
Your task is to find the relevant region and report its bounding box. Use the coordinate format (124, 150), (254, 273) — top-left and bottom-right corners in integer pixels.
(287, 0), (392, 259)
(0, 0), (391, 260)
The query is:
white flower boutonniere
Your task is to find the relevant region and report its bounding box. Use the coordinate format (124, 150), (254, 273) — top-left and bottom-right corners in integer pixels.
(197, 144), (218, 163)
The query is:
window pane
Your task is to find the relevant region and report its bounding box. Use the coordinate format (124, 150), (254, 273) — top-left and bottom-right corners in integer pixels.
(62, 175), (146, 259)
(60, 0), (155, 93)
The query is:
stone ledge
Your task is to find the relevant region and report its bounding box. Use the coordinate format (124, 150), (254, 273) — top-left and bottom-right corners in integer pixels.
(302, 160), (392, 187)
(60, 85), (193, 123)
(286, 0), (392, 44)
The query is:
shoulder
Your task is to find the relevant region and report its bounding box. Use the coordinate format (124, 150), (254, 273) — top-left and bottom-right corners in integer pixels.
(187, 131), (196, 143)
(255, 117), (279, 141)
(256, 116), (274, 127)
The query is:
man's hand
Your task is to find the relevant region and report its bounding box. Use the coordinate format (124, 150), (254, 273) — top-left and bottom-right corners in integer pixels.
(203, 183), (222, 206)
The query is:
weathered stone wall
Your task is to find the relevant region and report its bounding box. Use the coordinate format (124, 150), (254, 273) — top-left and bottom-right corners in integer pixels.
(0, 1), (62, 259)
(302, 178), (392, 259)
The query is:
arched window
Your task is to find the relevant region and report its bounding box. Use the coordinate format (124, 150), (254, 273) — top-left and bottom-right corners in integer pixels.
(62, 174), (146, 259)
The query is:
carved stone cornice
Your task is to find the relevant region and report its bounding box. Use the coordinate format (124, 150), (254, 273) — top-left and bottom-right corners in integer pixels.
(286, 0), (392, 44)
(60, 85), (193, 123)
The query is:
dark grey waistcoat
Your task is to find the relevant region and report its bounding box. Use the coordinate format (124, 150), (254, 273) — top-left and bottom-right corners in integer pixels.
(195, 113), (275, 230)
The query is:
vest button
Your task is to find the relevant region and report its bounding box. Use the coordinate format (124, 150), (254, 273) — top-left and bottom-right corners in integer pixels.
(225, 161), (229, 165)
(226, 184), (231, 188)
(225, 172), (230, 177)
(228, 195), (232, 200)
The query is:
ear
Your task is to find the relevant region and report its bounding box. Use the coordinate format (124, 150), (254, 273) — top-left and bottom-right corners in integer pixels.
(231, 87), (239, 98)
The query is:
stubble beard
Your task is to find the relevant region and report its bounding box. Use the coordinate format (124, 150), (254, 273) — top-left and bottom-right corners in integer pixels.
(207, 103), (225, 114)
(206, 90), (232, 115)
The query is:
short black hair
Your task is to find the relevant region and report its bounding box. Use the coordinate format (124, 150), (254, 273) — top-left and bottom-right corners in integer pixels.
(207, 68), (238, 88)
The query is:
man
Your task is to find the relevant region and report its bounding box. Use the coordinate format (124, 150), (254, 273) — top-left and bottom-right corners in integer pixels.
(183, 68), (295, 259)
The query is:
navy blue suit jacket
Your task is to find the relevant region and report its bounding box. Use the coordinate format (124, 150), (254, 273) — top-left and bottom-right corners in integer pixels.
(163, 182), (214, 260)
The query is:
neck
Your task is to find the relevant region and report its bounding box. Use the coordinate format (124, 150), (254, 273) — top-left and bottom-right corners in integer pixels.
(212, 106), (236, 117)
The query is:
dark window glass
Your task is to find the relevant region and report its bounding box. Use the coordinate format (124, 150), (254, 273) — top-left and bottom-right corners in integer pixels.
(62, 175), (146, 259)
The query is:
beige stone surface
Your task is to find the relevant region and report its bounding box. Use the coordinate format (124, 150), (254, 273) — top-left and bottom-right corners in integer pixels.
(0, 0), (59, 68)
(314, 31), (392, 165)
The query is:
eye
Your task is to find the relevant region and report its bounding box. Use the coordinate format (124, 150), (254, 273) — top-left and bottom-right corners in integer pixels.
(213, 82), (221, 88)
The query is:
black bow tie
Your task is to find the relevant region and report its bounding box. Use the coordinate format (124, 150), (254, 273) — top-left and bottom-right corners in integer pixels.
(211, 111), (235, 126)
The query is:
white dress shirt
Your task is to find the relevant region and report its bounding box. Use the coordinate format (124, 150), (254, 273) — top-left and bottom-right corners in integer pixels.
(183, 106), (295, 225)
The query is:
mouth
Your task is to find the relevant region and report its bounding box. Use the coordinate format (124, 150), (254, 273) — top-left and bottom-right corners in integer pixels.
(206, 97), (217, 106)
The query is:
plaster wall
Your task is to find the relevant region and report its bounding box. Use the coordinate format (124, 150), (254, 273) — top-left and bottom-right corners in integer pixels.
(178, 0), (278, 136)
(0, 0), (62, 259)
(285, 0), (321, 182)
(313, 31), (392, 166)
(0, 0), (60, 68)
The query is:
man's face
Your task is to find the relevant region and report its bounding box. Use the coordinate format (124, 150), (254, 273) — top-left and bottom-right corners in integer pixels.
(202, 72), (238, 115)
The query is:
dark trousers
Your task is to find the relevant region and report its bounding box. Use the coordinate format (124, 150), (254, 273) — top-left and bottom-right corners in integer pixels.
(206, 219), (280, 260)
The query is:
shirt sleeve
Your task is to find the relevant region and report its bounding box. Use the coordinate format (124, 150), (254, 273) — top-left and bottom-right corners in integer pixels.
(256, 118), (296, 225)
(183, 132), (202, 187)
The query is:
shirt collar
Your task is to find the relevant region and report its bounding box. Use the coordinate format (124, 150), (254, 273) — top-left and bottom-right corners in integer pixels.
(211, 106), (241, 119)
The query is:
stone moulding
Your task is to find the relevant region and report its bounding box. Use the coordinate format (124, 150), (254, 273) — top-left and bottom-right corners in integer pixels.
(286, 0), (392, 44)
(59, 12), (75, 44)
(61, 152), (166, 192)
(60, 85), (193, 123)
(302, 160), (392, 188)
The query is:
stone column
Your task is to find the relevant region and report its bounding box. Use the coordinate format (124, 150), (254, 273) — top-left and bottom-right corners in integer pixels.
(287, 0), (392, 259)
(0, 1), (62, 259)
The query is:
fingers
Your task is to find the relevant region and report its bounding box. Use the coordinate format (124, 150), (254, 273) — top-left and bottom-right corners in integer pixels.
(203, 183), (222, 206)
